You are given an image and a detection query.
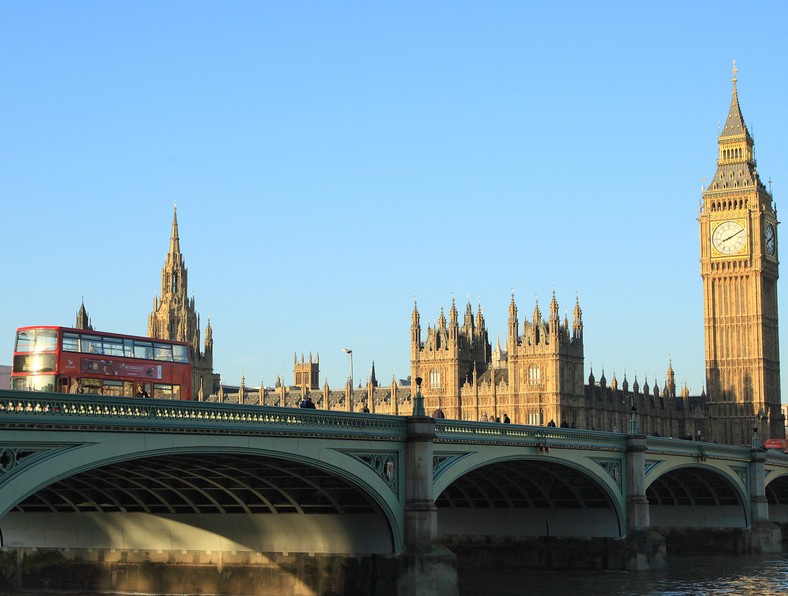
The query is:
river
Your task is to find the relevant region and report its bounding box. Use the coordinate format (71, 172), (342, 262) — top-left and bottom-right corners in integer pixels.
(458, 553), (788, 595)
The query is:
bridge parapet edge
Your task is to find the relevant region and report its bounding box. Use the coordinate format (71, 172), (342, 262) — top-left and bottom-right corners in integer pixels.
(435, 420), (627, 452)
(0, 391), (407, 441)
(645, 437), (751, 463)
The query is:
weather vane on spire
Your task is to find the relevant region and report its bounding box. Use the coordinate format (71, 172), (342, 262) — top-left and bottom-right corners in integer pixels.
(732, 59), (738, 90)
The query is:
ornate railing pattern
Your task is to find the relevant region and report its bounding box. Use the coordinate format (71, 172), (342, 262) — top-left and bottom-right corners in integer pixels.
(0, 391), (407, 441)
(435, 419), (628, 453)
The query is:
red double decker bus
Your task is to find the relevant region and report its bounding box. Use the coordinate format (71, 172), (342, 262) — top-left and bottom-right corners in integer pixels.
(11, 326), (192, 399)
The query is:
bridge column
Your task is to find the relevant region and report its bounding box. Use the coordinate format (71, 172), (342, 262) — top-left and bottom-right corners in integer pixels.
(404, 415), (437, 545)
(625, 434), (649, 532)
(395, 379), (457, 595)
(748, 448), (782, 553)
(625, 434), (666, 570)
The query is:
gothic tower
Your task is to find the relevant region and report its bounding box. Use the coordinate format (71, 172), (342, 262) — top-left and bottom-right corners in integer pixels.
(75, 299), (93, 330)
(293, 353), (319, 390)
(700, 64), (782, 444)
(148, 204), (216, 399)
(506, 291), (584, 426)
(410, 296), (491, 418)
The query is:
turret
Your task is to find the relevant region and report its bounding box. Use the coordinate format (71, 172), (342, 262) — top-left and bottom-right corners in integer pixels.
(573, 294), (583, 341)
(507, 291), (519, 346)
(449, 296), (459, 345)
(411, 300), (421, 353)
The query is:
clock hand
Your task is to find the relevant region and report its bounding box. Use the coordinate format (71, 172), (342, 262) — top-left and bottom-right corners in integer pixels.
(723, 229), (744, 242)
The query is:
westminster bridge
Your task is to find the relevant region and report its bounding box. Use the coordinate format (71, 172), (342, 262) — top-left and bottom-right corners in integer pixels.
(1, 389), (787, 595)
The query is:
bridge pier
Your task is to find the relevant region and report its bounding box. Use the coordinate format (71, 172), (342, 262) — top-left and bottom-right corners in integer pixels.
(625, 434), (667, 571)
(399, 414), (458, 596)
(749, 447), (782, 553)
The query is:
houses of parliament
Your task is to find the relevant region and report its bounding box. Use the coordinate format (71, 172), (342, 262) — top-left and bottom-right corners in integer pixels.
(74, 68), (783, 447)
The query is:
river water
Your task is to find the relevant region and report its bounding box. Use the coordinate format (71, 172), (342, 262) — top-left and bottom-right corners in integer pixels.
(6, 554), (787, 595)
(458, 553), (788, 595)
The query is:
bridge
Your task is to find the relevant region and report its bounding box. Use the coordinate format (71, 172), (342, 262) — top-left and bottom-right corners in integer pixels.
(1, 389), (787, 595)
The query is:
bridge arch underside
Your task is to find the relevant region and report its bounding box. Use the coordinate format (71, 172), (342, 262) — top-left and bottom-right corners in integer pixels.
(1, 453), (394, 556)
(647, 466), (746, 528)
(436, 460), (620, 540)
(766, 474), (788, 523)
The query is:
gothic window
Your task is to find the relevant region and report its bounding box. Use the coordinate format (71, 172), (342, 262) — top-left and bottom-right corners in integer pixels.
(528, 365), (541, 385)
(430, 369), (441, 389)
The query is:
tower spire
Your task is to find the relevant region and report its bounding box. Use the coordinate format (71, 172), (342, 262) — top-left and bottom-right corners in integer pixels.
(170, 202), (181, 256)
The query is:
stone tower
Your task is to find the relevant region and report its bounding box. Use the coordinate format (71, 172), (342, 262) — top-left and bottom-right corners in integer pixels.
(410, 297), (491, 418)
(505, 291), (585, 426)
(148, 204), (216, 399)
(294, 353), (319, 390)
(699, 63), (782, 444)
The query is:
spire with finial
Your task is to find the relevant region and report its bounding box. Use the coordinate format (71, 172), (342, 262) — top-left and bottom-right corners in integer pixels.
(75, 298), (93, 330)
(169, 202), (181, 256)
(449, 294), (458, 326)
(506, 289), (520, 351)
(438, 306), (446, 330)
(549, 289), (559, 321)
(572, 292), (583, 340)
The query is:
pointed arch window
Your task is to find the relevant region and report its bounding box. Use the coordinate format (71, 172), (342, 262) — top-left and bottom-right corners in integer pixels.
(430, 369), (441, 389)
(528, 365), (542, 385)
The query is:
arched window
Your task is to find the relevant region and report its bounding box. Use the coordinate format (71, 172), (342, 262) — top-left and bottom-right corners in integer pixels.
(529, 365), (541, 385)
(430, 369), (441, 389)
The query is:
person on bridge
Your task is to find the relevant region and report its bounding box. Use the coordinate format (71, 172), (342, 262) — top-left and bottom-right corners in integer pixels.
(503, 413), (510, 423)
(136, 386), (149, 398)
(547, 419), (556, 427)
(299, 396), (316, 409)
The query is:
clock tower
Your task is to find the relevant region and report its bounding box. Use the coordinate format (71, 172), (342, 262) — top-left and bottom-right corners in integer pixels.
(700, 63), (782, 445)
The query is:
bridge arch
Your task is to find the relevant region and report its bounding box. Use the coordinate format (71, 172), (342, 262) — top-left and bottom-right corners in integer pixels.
(432, 448), (626, 539)
(646, 462), (749, 529)
(0, 430), (404, 555)
(765, 468), (788, 524)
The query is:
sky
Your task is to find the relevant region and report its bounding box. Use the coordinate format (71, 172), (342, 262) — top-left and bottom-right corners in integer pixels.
(2, 2), (788, 400)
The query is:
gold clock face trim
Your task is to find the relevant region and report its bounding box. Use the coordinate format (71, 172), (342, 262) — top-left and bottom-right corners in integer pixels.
(711, 220), (748, 256)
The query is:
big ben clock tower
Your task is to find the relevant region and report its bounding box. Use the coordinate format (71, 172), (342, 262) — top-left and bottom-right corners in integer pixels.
(700, 63), (782, 445)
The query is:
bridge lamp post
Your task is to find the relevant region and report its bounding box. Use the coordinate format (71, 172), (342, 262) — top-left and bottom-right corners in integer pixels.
(342, 347), (354, 412)
(628, 392), (639, 434)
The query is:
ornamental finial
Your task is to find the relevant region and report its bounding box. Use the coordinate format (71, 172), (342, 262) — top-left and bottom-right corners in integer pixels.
(732, 60), (738, 91)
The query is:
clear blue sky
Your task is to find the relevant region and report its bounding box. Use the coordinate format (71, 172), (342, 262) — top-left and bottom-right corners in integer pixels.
(2, 2), (788, 400)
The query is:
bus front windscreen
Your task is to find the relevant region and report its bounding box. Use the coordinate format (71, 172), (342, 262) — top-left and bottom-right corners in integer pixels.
(15, 328), (58, 353)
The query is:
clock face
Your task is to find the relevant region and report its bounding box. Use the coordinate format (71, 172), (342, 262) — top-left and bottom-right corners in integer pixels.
(765, 222), (776, 257)
(712, 220), (747, 255)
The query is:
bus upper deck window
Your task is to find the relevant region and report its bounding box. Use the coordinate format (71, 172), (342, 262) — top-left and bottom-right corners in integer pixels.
(63, 333), (79, 352)
(34, 329), (58, 352)
(154, 344), (173, 362)
(15, 331), (34, 352)
(173, 345), (190, 363)
(15, 328), (58, 353)
(82, 335), (102, 354)
(103, 337), (124, 357)
(133, 341), (154, 360)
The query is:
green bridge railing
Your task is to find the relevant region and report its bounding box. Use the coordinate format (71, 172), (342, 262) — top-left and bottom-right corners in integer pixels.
(0, 389), (407, 441)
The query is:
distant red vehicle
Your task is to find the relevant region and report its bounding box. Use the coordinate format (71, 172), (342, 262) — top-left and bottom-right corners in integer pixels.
(11, 326), (192, 399)
(764, 439), (787, 453)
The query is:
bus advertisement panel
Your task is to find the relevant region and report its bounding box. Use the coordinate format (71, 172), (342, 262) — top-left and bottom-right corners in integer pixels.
(11, 326), (192, 399)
